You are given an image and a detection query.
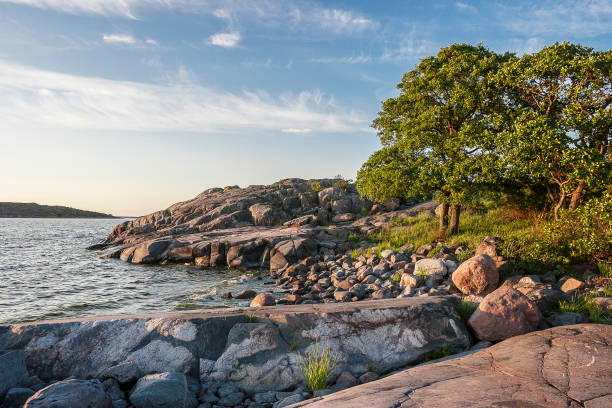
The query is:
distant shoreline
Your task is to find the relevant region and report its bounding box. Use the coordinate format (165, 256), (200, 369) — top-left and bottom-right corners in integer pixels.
(0, 202), (116, 218)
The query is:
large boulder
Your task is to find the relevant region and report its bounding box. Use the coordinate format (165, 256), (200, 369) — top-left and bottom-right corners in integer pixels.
(126, 340), (195, 375)
(249, 203), (280, 226)
(1, 387), (35, 408)
(468, 286), (541, 341)
(474, 236), (502, 258)
(24, 379), (112, 408)
(129, 372), (197, 408)
(0, 351), (29, 399)
(269, 238), (317, 271)
(413, 258), (447, 278)
(293, 324), (612, 408)
(131, 240), (172, 264)
(250, 293), (276, 307)
(452, 254), (499, 295)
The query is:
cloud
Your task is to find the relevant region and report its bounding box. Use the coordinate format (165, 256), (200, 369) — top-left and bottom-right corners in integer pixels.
(455, 2), (477, 12)
(499, 0), (612, 37)
(208, 32), (241, 48)
(0, 0), (148, 18)
(310, 55), (371, 64)
(316, 9), (377, 33)
(103, 34), (137, 45)
(0, 59), (368, 134)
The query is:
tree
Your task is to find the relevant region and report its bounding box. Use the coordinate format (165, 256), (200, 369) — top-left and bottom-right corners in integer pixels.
(496, 42), (611, 219)
(357, 43), (508, 234)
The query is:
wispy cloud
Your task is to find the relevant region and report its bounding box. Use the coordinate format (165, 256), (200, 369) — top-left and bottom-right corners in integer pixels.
(455, 2), (477, 12)
(0, 59), (368, 134)
(208, 32), (241, 48)
(315, 9), (377, 34)
(499, 0), (612, 37)
(310, 55), (371, 64)
(103, 34), (137, 45)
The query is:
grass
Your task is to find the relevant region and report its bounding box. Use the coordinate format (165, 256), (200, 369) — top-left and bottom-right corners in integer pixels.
(246, 313), (256, 323)
(392, 270), (402, 282)
(299, 342), (338, 392)
(458, 301), (478, 320)
(290, 340), (298, 352)
(557, 296), (611, 324)
(423, 342), (456, 362)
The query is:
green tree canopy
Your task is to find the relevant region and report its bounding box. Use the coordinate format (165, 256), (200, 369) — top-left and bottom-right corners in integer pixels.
(496, 42), (611, 219)
(357, 43), (509, 234)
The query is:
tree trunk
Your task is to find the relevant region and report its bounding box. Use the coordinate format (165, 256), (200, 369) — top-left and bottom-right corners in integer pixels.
(439, 203), (449, 230)
(448, 204), (461, 235)
(553, 194), (566, 221)
(568, 180), (587, 211)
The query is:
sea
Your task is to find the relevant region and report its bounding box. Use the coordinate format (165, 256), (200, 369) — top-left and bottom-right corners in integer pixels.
(0, 218), (276, 324)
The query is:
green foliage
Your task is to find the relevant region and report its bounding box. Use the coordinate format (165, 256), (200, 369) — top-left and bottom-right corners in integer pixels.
(299, 342), (338, 392)
(246, 313), (256, 323)
(333, 175), (352, 192)
(360, 206), (370, 216)
(458, 301), (478, 320)
(457, 250), (473, 262)
(423, 342), (456, 362)
(417, 268), (426, 278)
(392, 270), (402, 282)
(557, 296), (611, 324)
(310, 180), (322, 193)
(290, 340), (298, 352)
(358, 43), (511, 235)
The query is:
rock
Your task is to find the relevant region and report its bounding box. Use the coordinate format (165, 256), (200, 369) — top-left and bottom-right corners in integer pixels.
(415, 244), (433, 256)
(335, 371), (358, 387)
(1, 388), (35, 408)
(217, 391), (245, 406)
(468, 286), (540, 341)
(273, 393), (304, 408)
(474, 236), (502, 258)
(560, 277), (585, 293)
(380, 249), (394, 259)
(313, 389), (334, 397)
(413, 258), (447, 278)
(451, 254), (498, 296)
(253, 391), (277, 404)
(0, 351), (29, 399)
(295, 324), (612, 408)
(333, 291), (352, 302)
(331, 213), (354, 223)
(593, 297), (612, 311)
(547, 312), (587, 327)
(250, 293), (276, 307)
(235, 289), (257, 299)
(249, 203), (279, 226)
(127, 340), (195, 374)
(129, 373), (197, 408)
(358, 372), (379, 383)
(507, 278), (566, 314)
(99, 361), (142, 386)
(399, 273), (423, 288)
(24, 379), (112, 408)
(270, 238), (318, 271)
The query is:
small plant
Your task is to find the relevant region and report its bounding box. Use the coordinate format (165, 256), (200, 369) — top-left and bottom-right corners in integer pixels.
(458, 301), (478, 320)
(290, 340), (298, 352)
(299, 342), (338, 392)
(557, 295), (611, 324)
(457, 250), (473, 262)
(392, 270), (402, 282)
(333, 175), (352, 192)
(360, 206), (370, 216)
(246, 313), (256, 323)
(417, 268), (426, 278)
(310, 180), (322, 193)
(423, 342), (456, 362)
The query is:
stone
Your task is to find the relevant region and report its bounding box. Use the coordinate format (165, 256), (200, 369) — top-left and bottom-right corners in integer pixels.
(413, 258), (447, 278)
(24, 379), (112, 408)
(129, 373), (197, 408)
(273, 393), (304, 408)
(295, 324), (612, 408)
(358, 372), (379, 383)
(250, 293), (276, 307)
(451, 254), (498, 296)
(474, 236), (502, 258)
(507, 279), (566, 314)
(335, 371), (358, 387)
(547, 312), (587, 327)
(235, 289), (257, 299)
(593, 297), (612, 311)
(217, 392), (245, 406)
(253, 391), (277, 404)
(560, 277), (585, 293)
(0, 350), (29, 399)
(399, 273), (422, 288)
(333, 291), (352, 302)
(127, 340), (195, 375)
(469, 286), (541, 341)
(1, 388), (35, 408)
(99, 361), (142, 386)
(249, 203), (279, 226)
(380, 249), (394, 259)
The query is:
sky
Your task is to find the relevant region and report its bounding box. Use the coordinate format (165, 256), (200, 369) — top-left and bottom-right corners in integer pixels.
(0, 0), (610, 216)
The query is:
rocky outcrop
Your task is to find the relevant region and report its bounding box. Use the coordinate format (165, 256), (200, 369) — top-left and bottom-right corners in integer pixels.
(291, 324), (612, 408)
(0, 351), (29, 400)
(0, 298), (469, 405)
(24, 379), (112, 408)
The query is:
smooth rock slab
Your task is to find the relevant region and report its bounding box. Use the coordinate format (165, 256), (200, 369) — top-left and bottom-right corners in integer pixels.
(129, 372), (197, 408)
(291, 324), (612, 408)
(24, 379), (111, 408)
(0, 350), (29, 399)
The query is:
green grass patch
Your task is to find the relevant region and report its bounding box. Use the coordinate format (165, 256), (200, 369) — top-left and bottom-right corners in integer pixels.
(557, 296), (611, 324)
(423, 342), (456, 362)
(458, 301), (478, 320)
(299, 342), (338, 392)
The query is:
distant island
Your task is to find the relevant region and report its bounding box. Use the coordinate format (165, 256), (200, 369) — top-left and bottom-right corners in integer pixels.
(0, 202), (115, 218)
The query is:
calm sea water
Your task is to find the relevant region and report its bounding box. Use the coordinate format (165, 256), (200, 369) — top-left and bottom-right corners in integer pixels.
(0, 218), (276, 324)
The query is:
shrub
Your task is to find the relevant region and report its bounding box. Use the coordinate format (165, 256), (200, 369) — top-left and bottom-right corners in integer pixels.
(423, 342), (456, 362)
(333, 178), (350, 192)
(311, 180), (322, 193)
(299, 342), (338, 392)
(392, 270), (402, 282)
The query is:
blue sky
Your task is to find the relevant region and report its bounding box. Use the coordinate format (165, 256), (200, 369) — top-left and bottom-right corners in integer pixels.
(1, 0), (610, 216)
